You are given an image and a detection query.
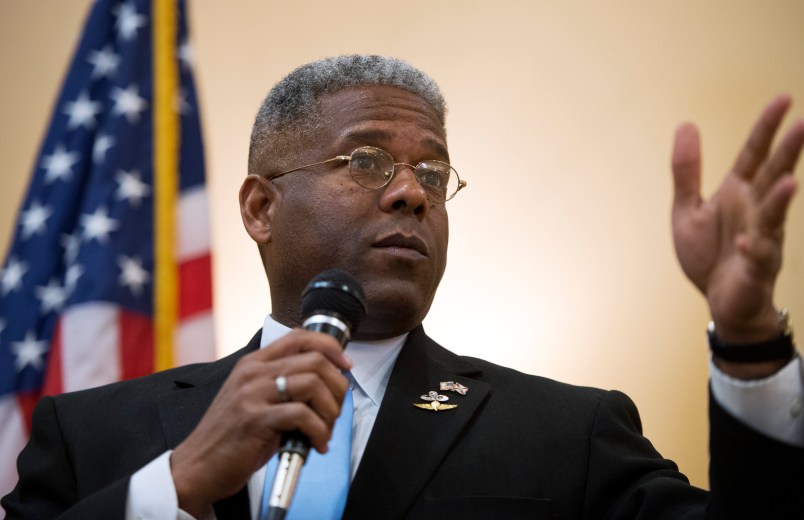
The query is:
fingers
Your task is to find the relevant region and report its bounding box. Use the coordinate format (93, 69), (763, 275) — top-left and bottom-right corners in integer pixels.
(232, 329), (351, 436)
(267, 355), (350, 429)
(732, 95), (792, 181)
(758, 175), (799, 231)
(257, 401), (337, 453)
(258, 328), (352, 371)
(753, 118), (804, 199)
(175, 330), (352, 479)
(741, 98), (803, 256)
(671, 122), (703, 213)
(737, 176), (797, 273)
(232, 352), (346, 425)
(751, 175), (799, 249)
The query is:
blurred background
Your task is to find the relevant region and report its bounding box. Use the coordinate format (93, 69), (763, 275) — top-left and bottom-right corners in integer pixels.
(2, 0), (803, 488)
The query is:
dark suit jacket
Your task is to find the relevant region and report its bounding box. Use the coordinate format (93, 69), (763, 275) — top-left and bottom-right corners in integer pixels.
(3, 326), (803, 519)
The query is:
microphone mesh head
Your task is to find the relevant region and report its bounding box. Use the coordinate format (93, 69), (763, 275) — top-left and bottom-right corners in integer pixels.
(300, 269), (366, 333)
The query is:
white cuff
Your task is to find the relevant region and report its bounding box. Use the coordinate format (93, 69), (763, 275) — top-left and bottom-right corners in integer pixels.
(126, 451), (186, 520)
(125, 451), (217, 520)
(710, 353), (804, 447)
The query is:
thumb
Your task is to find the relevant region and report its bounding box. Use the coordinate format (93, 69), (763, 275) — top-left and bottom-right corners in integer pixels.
(672, 122), (703, 213)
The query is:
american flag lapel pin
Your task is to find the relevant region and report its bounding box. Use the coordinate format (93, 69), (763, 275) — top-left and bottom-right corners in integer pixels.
(439, 381), (468, 395)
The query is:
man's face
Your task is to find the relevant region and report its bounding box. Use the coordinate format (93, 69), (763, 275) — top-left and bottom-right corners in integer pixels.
(265, 85), (450, 340)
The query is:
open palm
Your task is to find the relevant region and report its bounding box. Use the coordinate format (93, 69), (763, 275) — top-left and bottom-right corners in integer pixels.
(672, 96), (803, 342)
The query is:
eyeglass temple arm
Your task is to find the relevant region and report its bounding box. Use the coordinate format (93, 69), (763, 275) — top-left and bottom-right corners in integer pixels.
(265, 155), (351, 181)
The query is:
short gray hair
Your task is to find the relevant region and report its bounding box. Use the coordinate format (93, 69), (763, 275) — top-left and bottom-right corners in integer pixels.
(248, 55), (447, 175)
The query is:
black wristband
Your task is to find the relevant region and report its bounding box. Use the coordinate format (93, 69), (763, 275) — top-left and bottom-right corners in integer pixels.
(708, 329), (794, 363)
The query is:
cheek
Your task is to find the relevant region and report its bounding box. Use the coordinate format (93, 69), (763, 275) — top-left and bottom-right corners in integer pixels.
(430, 210), (450, 269)
(281, 179), (368, 250)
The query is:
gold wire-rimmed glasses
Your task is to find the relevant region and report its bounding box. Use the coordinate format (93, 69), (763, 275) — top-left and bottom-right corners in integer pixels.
(265, 146), (467, 203)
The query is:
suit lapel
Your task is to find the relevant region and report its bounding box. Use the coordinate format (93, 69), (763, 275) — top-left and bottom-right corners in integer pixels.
(344, 327), (490, 519)
(156, 330), (262, 520)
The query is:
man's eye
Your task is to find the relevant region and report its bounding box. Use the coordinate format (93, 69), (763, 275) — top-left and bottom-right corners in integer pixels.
(419, 169), (447, 188)
(351, 153), (379, 171)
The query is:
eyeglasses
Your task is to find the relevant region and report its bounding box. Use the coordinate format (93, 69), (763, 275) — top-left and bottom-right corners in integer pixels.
(266, 146), (467, 203)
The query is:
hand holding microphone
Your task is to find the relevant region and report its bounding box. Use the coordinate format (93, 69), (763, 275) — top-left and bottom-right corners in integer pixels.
(266, 269), (366, 519)
(169, 270), (364, 518)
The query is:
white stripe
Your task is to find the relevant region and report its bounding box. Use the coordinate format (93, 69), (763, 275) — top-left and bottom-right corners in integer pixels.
(0, 394), (27, 500)
(177, 186), (211, 261)
(176, 311), (215, 365)
(62, 303), (120, 392)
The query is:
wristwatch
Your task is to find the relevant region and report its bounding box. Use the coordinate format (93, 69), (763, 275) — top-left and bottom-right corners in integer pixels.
(707, 308), (795, 363)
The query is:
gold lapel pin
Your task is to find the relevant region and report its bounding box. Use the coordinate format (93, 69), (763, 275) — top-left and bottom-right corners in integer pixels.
(414, 390), (457, 412)
(439, 381), (468, 395)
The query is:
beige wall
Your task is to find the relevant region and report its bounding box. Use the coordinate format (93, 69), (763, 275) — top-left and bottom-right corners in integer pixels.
(2, 1), (803, 489)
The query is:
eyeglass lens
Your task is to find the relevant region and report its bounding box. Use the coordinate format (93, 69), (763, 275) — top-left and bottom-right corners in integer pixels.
(348, 147), (460, 202)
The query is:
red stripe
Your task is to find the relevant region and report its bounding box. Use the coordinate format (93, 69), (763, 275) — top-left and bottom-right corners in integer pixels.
(15, 391), (41, 434)
(42, 319), (64, 396)
(120, 310), (154, 380)
(178, 253), (213, 319)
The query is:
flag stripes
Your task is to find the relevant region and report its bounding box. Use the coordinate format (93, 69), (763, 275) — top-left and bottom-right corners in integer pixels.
(0, 0), (214, 500)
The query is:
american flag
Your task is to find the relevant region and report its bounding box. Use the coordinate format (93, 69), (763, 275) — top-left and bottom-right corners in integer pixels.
(0, 0), (214, 499)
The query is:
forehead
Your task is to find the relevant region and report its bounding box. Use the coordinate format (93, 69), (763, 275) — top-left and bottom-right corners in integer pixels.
(317, 85), (449, 160)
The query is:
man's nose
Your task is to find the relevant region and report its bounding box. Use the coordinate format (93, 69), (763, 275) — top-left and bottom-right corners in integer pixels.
(377, 164), (428, 219)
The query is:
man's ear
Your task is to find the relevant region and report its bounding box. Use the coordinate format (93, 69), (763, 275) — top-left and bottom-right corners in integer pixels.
(239, 174), (278, 245)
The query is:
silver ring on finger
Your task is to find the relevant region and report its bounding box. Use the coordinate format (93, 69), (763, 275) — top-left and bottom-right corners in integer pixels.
(275, 375), (290, 402)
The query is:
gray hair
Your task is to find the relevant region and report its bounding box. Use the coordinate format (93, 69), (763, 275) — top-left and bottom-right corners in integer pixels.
(248, 55), (447, 175)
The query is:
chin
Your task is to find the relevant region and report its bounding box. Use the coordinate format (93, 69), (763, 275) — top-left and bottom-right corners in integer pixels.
(356, 282), (435, 339)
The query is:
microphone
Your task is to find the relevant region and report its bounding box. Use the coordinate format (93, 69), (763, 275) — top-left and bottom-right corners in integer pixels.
(265, 269), (366, 520)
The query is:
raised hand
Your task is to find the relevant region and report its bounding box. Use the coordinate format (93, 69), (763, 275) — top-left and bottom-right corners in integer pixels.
(671, 96), (803, 373)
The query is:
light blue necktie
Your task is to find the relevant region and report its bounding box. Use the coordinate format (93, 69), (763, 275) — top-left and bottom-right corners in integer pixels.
(260, 386), (353, 520)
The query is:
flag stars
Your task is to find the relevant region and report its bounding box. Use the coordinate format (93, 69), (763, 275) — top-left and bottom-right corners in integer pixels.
(1, 257), (29, 295)
(81, 206), (120, 243)
(41, 145), (80, 183)
(114, 1), (147, 41)
(93, 134), (115, 165)
(11, 330), (49, 372)
(111, 84), (147, 123)
(176, 89), (192, 115)
(63, 91), (102, 130)
(61, 232), (81, 265)
(179, 41), (194, 68)
(20, 201), (53, 240)
(35, 279), (67, 314)
(87, 45), (120, 78)
(61, 233), (83, 292)
(115, 170), (151, 207)
(64, 264), (84, 294)
(118, 255), (150, 296)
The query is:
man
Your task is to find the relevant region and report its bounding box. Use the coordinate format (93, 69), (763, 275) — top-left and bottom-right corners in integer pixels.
(3, 55), (803, 519)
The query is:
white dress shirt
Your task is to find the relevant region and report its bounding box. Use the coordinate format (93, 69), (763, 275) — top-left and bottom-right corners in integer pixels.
(126, 316), (803, 519)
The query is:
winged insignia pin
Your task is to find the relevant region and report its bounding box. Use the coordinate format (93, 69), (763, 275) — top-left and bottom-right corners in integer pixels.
(414, 401), (458, 412)
(414, 390), (457, 412)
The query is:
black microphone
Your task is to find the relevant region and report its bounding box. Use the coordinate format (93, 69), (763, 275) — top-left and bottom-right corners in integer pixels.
(265, 269), (366, 520)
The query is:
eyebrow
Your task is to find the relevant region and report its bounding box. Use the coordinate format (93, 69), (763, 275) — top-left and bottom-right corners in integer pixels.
(340, 129), (450, 161)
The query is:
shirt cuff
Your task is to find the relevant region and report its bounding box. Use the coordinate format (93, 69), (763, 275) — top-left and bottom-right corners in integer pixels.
(126, 451), (211, 520)
(710, 353), (804, 447)
(126, 451), (183, 520)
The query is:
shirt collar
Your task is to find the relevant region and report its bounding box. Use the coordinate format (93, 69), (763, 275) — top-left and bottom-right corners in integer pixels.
(260, 315), (407, 407)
